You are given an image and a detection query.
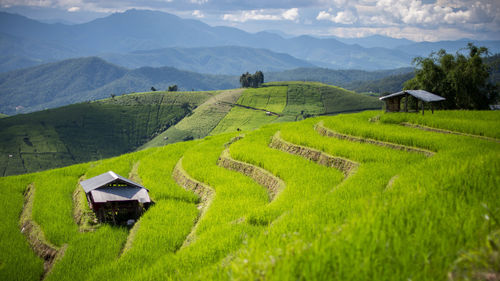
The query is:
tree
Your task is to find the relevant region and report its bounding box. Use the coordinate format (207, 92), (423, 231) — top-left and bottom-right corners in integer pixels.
(404, 43), (497, 109)
(168, 84), (178, 92)
(239, 71), (264, 88)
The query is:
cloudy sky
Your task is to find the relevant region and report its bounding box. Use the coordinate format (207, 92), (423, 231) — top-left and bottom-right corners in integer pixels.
(1, 0), (499, 41)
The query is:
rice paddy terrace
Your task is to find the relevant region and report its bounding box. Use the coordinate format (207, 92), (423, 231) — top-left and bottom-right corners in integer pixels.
(1, 110), (499, 281)
(0, 82), (381, 176)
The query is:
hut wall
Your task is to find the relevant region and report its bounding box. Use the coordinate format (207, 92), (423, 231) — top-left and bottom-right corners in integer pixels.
(385, 96), (401, 112)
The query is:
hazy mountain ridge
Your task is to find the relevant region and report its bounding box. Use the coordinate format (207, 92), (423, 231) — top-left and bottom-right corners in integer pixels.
(0, 57), (237, 115)
(2, 9), (498, 73)
(0, 57), (415, 115)
(100, 46), (315, 75)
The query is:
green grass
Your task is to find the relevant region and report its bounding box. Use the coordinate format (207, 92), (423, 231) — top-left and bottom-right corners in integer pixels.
(0, 90), (212, 176)
(210, 106), (278, 135)
(141, 89), (243, 149)
(0, 174), (43, 281)
(211, 83), (382, 135)
(274, 82), (382, 122)
(237, 86), (287, 113)
(1, 96), (498, 280)
(380, 110), (500, 139)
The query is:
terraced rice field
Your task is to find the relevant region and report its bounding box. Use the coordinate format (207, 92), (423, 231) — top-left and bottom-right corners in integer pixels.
(1, 110), (498, 281)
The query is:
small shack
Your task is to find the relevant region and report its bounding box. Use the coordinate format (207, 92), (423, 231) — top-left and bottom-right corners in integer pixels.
(380, 90), (445, 114)
(80, 171), (151, 224)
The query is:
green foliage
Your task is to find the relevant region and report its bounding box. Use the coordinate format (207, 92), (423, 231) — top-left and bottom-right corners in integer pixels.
(240, 71), (264, 88)
(404, 44), (498, 109)
(168, 84), (178, 92)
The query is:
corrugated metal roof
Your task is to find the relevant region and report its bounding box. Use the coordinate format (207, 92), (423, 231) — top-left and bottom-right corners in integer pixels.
(380, 90), (445, 102)
(90, 188), (151, 204)
(80, 171), (147, 193)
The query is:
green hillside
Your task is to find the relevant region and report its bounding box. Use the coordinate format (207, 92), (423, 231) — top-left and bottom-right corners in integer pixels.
(145, 83), (382, 147)
(140, 89), (244, 148)
(214, 82), (383, 133)
(1, 110), (498, 280)
(0, 90), (214, 176)
(0, 82), (382, 176)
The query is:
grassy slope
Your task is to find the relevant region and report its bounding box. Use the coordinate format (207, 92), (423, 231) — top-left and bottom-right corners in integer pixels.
(0, 91), (213, 176)
(140, 89), (244, 149)
(212, 82), (383, 134)
(1, 110), (498, 281)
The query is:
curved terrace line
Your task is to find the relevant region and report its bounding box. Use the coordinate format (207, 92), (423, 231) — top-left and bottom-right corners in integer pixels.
(172, 158), (215, 249)
(400, 122), (500, 143)
(269, 131), (359, 178)
(315, 121), (435, 157)
(20, 183), (66, 279)
(217, 148), (285, 201)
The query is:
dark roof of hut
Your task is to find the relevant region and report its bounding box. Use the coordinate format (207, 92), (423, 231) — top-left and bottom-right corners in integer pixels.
(80, 171), (150, 204)
(380, 90), (445, 102)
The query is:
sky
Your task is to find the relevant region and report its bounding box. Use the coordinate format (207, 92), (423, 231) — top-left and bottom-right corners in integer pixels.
(0, 0), (499, 41)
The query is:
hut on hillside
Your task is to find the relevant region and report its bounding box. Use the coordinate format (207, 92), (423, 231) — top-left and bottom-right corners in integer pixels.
(80, 171), (151, 224)
(380, 90), (445, 114)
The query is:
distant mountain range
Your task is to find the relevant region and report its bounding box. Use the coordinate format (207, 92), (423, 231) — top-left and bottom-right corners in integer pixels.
(0, 56), (415, 115)
(2, 53), (498, 115)
(0, 57), (237, 115)
(1, 9), (499, 73)
(100, 46), (315, 75)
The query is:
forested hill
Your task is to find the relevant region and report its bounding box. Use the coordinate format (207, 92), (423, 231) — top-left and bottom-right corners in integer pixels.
(0, 57), (406, 115)
(0, 57), (237, 115)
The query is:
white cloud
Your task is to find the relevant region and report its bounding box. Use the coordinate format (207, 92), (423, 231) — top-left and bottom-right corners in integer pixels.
(67, 6), (80, 12)
(192, 9), (204, 18)
(282, 8), (299, 21)
(324, 25), (476, 41)
(316, 8), (357, 24)
(223, 8), (299, 22)
(190, 0), (208, 4)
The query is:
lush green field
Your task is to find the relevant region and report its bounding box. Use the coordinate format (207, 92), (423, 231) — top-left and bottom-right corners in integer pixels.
(236, 86), (287, 113)
(141, 89), (244, 149)
(1, 110), (498, 280)
(380, 110), (500, 139)
(0, 91), (214, 176)
(211, 82), (382, 134)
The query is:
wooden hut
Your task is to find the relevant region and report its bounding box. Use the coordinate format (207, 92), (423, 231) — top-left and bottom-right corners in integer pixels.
(80, 171), (151, 224)
(380, 90), (445, 114)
